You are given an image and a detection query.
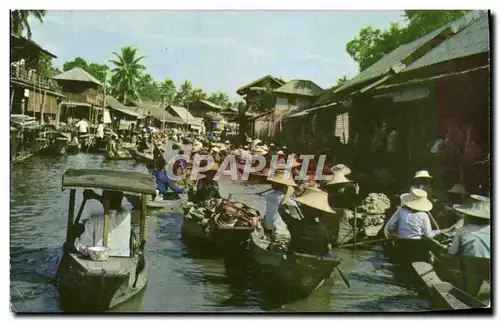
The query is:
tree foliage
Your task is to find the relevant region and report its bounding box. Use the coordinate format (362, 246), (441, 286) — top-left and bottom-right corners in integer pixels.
(207, 91), (230, 107)
(62, 57), (109, 84)
(332, 76), (349, 90)
(109, 46), (146, 104)
(11, 10), (46, 39)
(346, 10), (469, 71)
(175, 80), (193, 105)
(159, 78), (177, 105)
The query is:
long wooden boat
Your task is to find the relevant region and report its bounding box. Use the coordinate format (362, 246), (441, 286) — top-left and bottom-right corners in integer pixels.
(412, 261), (488, 310)
(146, 194), (186, 212)
(104, 151), (134, 160)
(56, 169), (155, 312)
(129, 148), (154, 163)
(250, 231), (341, 298)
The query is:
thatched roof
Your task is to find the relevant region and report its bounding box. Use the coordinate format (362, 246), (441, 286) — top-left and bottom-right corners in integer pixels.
(53, 67), (102, 86)
(133, 101), (183, 123)
(316, 10), (488, 105)
(274, 79), (323, 97)
(198, 100), (223, 110)
(236, 74), (285, 95)
(11, 33), (57, 59)
(168, 105), (203, 126)
(105, 95), (140, 118)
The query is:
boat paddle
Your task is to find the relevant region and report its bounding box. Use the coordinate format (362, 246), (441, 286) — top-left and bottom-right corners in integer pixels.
(334, 267), (350, 288)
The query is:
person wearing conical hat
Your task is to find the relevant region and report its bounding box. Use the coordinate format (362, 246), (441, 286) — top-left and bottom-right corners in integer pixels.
(324, 164), (359, 209)
(385, 188), (447, 262)
(261, 170), (298, 248)
(191, 162), (221, 205)
(410, 170), (433, 196)
(448, 195), (490, 259)
(284, 187), (335, 256)
(446, 183), (469, 206)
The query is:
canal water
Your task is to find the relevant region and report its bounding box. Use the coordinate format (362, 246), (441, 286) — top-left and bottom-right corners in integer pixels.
(10, 154), (430, 312)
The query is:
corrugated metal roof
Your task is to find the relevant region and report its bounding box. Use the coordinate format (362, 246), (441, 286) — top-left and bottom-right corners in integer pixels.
(274, 79), (324, 96)
(404, 12), (489, 72)
(53, 67), (103, 86)
(332, 11), (487, 95)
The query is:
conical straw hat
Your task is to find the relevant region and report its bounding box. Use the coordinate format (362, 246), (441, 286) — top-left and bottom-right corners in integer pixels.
(414, 170), (433, 179)
(294, 187), (335, 214)
(325, 172), (352, 186)
(453, 195), (490, 219)
(447, 184), (468, 195)
(252, 146), (268, 156)
(267, 169), (297, 187)
(400, 188), (433, 212)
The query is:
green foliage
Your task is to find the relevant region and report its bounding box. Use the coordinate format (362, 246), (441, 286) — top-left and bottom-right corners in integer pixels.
(37, 55), (60, 77)
(11, 10), (46, 39)
(207, 91), (230, 107)
(175, 80), (193, 105)
(159, 78), (177, 105)
(346, 10), (469, 71)
(189, 88), (207, 102)
(136, 73), (161, 102)
(332, 75), (349, 90)
(62, 57), (109, 84)
(109, 46), (146, 104)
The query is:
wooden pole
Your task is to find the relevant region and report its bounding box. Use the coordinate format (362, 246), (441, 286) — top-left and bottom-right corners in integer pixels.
(10, 87), (14, 113)
(140, 194), (147, 245)
(353, 206), (357, 251)
(66, 189), (76, 242)
(40, 90), (47, 125)
(103, 198), (110, 247)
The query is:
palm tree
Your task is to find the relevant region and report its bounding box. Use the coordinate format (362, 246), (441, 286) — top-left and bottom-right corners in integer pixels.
(176, 80), (193, 106)
(189, 88), (207, 102)
(159, 78), (177, 106)
(109, 46), (146, 104)
(11, 10), (46, 38)
(208, 91), (230, 108)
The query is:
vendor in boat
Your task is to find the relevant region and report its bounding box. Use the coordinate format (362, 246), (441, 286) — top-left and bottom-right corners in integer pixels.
(191, 162), (221, 205)
(286, 187), (334, 256)
(74, 189), (133, 257)
(444, 195), (490, 297)
(153, 159), (186, 201)
(447, 195), (490, 259)
(325, 164), (358, 209)
(411, 170), (433, 196)
(261, 170), (298, 249)
(385, 188), (448, 261)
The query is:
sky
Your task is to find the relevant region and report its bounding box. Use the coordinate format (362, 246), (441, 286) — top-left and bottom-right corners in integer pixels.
(29, 10), (405, 100)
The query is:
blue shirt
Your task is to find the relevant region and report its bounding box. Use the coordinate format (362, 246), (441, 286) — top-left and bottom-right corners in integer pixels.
(448, 224), (490, 258)
(154, 170), (184, 194)
(386, 207), (440, 239)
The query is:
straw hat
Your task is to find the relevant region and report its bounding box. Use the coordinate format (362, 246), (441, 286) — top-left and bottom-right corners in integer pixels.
(414, 170), (433, 179)
(325, 165), (352, 186)
(224, 140), (230, 144)
(270, 143), (275, 147)
(276, 150), (285, 156)
(400, 188), (433, 212)
(447, 184), (468, 195)
(453, 195), (490, 219)
(191, 145), (201, 153)
(330, 164), (351, 176)
(294, 187), (335, 214)
(267, 170), (298, 187)
(211, 147), (221, 153)
(252, 146), (268, 156)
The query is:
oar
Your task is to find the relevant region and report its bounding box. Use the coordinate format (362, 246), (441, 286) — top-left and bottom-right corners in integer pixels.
(334, 267), (350, 288)
(337, 237), (390, 248)
(73, 197), (88, 226)
(256, 188), (273, 196)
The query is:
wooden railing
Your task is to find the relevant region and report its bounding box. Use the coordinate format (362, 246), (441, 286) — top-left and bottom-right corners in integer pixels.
(10, 65), (62, 92)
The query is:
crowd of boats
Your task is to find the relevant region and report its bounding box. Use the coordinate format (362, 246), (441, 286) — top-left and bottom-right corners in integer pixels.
(11, 118), (490, 312)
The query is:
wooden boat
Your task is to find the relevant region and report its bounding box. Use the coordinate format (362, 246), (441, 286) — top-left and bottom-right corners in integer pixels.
(250, 231), (342, 298)
(55, 169), (156, 312)
(129, 148), (154, 163)
(212, 213), (255, 250)
(412, 262), (488, 310)
(105, 150), (134, 160)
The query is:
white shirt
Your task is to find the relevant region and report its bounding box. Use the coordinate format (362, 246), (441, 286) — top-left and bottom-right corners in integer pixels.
(386, 207), (440, 239)
(448, 224), (490, 258)
(75, 199), (132, 257)
(97, 124), (104, 138)
(76, 120), (89, 133)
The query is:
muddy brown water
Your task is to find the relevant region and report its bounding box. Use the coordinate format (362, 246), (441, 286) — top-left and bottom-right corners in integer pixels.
(10, 153), (430, 312)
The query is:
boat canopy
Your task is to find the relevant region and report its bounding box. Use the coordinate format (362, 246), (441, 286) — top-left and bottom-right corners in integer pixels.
(62, 168), (156, 195)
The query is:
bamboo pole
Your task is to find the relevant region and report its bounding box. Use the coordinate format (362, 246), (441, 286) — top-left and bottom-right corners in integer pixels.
(103, 198), (110, 247)
(140, 194), (147, 245)
(66, 189), (76, 242)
